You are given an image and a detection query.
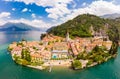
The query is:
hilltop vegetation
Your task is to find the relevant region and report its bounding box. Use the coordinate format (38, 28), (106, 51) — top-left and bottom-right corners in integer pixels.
(47, 14), (108, 38)
(47, 14), (120, 38)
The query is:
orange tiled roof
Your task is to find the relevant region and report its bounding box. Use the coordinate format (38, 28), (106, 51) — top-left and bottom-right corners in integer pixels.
(31, 53), (42, 58)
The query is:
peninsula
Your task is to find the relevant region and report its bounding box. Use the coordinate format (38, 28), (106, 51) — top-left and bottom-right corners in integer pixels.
(8, 14), (120, 70)
(8, 31), (114, 70)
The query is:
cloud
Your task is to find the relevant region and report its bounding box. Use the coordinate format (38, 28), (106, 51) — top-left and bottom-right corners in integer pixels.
(3, 0), (73, 20)
(31, 13), (36, 18)
(4, 0), (12, 1)
(2, 0), (73, 21)
(0, 13), (52, 30)
(0, 18), (52, 29)
(59, 0), (120, 22)
(82, 2), (87, 7)
(0, 12), (11, 18)
(2, 0), (120, 29)
(12, 8), (16, 11)
(29, 9), (32, 12)
(45, 0), (120, 22)
(112, 0), (120, 5)
(0, 12), (51, 30)
(46, 3), (71, 20)
(0, 12), (52, 30)
(9, 18), (52, 29)
(4, 0), (75, 19)
(0, 12), (11, 25)
(3, 0), (73, 7)
(22, 8), (28, 12)
(9, 0), (120, 22)
(71, 1), (77, 8)
(0, 18), (52, 30)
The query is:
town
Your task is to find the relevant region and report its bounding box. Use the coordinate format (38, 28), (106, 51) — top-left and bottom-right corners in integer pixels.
(8, 27), (113, 70)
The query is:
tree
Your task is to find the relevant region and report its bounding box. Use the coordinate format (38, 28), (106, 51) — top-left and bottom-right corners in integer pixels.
(26, 51), (31, 62)
(72, 60), (82, 69)
(21, 49), (25, 59)
(86, 60), (93, 66)
(77, 51), (88, 60)
(21, 38), (26, 41)
(108, 25), (120, 55)
(22, 59), (29, 65)
(77, 53), (83, 59)
(21, 49), (31, 62)
(40, 33), (46, 40)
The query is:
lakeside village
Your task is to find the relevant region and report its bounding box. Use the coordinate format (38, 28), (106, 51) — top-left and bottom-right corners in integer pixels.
(8, 27), (116, 70)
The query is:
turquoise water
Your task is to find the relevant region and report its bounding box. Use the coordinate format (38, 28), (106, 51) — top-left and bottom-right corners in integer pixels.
(0, 31), (120, 79)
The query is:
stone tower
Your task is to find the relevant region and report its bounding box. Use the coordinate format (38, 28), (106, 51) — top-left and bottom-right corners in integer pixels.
(90, 26), (95, 36)
(66, 31), (70, 42)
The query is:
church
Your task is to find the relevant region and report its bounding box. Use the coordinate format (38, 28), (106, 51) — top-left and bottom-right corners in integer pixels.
(51, 32), (70, 59)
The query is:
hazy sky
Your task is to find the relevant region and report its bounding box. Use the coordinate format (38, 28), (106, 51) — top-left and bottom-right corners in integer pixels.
(0, 0), (120, 29)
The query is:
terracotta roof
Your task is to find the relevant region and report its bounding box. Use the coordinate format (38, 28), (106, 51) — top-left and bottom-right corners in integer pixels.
(12, 47), (22, 51)
(31, 53), (42, 58)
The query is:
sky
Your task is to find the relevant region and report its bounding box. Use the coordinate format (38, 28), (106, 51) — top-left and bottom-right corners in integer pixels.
(0, 0), (120, 30)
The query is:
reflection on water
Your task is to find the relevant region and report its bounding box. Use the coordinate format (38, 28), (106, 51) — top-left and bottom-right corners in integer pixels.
(0, 32), (7, 44)
(0, 31), (45, 45)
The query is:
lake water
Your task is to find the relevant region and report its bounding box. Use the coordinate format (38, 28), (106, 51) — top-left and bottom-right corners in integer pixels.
(0, 31), (120, 79)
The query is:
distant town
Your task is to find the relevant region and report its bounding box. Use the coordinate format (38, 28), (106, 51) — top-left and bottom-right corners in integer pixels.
(8, 27), (116, 71)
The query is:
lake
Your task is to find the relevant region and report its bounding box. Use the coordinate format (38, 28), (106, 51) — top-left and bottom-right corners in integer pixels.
(0, 31), (120, 79)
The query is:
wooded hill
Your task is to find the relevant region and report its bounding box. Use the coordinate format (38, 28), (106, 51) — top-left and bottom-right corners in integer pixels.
(47, 14), (120, 38)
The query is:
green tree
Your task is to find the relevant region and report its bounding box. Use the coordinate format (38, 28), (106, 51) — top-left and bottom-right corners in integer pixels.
(72, 60), (82, 69)
(21, 49), (31, 62)
(21, 49), (25, 59)
(86, 60), (93, 66)
(40, 34), (46, 40)
(77, 51), (88, 60)
(22, 59), (29, 65)
(108, 25), (120, 54)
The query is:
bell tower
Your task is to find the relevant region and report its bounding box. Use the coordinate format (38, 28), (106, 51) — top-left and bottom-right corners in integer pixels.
(66, 30), (70, 42)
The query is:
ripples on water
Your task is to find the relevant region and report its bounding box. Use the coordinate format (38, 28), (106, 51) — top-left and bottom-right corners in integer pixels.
(0, 31), (120, 79)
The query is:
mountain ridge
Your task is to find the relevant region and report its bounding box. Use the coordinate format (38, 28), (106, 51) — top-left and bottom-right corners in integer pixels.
(0, 22), (41, 31)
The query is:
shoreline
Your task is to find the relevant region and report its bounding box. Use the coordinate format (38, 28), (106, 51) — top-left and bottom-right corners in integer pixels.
(26, 65), (44, 70)
(8, 34), (117, 71)
(10, 53), (116, 71)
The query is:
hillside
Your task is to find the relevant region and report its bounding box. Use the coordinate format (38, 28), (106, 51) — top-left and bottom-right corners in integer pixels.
(0, 22), (40, 31)
(47, 14), (109, 38)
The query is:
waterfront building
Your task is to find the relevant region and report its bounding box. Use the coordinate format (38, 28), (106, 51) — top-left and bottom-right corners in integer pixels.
(30, 49), (51, 62)
(30, 53), (42, 63)
(52, 42), (68, 59)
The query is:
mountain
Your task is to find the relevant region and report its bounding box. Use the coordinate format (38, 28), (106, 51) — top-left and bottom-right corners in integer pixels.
(0, 22), (40, 31)
(101, 13), (120, 19)
(46, 14), (120, 57)
(47, 14), (110, 38)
